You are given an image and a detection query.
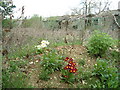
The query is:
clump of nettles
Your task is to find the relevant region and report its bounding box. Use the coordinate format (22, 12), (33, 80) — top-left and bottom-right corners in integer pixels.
(87, 30), (114, 57)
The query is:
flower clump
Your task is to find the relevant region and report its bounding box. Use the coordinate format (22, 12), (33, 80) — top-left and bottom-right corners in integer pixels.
(35, 40), (50, 50)
(63, 57), (77, 78)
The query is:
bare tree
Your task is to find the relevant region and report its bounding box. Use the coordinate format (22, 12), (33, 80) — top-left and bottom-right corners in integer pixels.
(71, 0), (111, 16)
(95, 0), (111, 14)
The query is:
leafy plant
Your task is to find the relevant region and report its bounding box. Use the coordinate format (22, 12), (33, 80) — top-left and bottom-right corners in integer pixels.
(109, 50), (120, 62)
(76, 66), (92, 84)
(39, 49), (64, 81)
(40, 49), (63, 74)
(87, 30), (114, 57)
(91, 59), (118, 88)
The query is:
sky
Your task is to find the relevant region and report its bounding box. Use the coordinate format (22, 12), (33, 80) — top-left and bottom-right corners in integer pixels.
(12, 0), (120, 18)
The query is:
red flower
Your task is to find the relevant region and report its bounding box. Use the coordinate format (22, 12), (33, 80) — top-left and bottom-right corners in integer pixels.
(63, 57), (77, 74)
(72, 68), (77, 73)
(68, 60), (73, 64)
(62, 75), (68, 78)
(64, 75), (68, 78)
(71, 62), (76, 66)
(69, 69), (73, 73)
(69, 58), (73, 61)
(69, 68), (77, 73)
(68, 61), (76, 66)
(64, 65), (69, 70)
(64, 57), (69, 61)
(70, 66), (74, 69)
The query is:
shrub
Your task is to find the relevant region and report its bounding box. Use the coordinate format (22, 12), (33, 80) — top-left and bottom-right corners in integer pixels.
(87, 30), (114, 57)
(91, 59), (118, 88)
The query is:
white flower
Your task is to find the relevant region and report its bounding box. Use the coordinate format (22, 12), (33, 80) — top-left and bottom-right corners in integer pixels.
(88, 60), (90, 62)
(29, 61), (34, 64)
(35, 45), (42, 49)
(114, 46), (117, 48)
(36, 60), (39, 63)
(41, 40), (50, 45)
(82, 80), (87, 85)
(35, 43), (47, 50)
(40, 43), (47, 48)
(109, 47), (112, 50)
(115, 49), (119, 52)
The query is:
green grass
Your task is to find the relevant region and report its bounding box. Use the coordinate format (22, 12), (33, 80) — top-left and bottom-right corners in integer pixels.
(7, 44), (37, 59)
(2, 59), (30, 88)
(50, 40), (82, 47)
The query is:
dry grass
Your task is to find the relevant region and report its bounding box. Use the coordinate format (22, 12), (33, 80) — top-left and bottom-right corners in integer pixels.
(3, 27), (82, 54)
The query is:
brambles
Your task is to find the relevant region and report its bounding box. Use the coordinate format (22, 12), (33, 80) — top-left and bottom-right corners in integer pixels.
(61, 57), (77, 83)
(87, 30), (114, 57)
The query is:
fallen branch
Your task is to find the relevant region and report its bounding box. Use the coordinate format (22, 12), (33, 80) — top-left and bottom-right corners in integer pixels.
(113, 14), (120, 29)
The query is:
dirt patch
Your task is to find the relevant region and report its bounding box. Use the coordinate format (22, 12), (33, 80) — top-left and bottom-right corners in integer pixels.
(56, 45), (96, 68)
